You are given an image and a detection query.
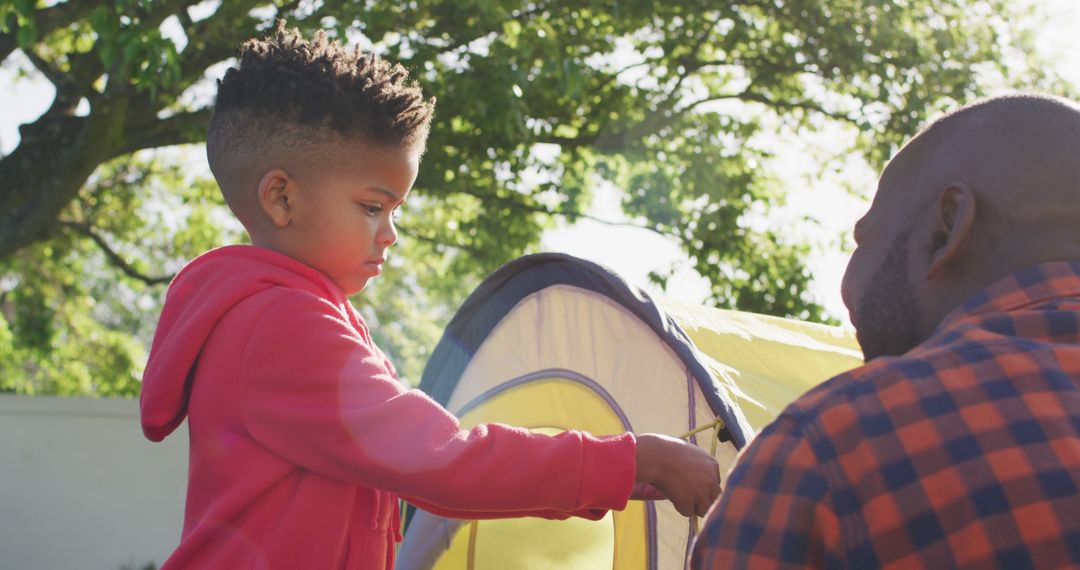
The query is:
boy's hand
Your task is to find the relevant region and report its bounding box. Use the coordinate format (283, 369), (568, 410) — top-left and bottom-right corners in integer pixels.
(634, 433), (721, 517)
(629, 482), (666, 501)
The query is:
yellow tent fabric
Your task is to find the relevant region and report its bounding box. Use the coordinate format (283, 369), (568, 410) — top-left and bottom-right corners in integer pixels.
(659, 296), (863, 431)
(397, 254), (863, 570)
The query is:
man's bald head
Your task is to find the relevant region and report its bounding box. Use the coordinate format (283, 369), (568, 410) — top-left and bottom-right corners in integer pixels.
(901, 93), (1080, 228)
(843, 93), (1080, 360)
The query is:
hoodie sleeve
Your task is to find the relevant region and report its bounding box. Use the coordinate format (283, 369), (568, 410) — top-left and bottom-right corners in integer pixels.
(236, 289), (636, 516)
(401, 494), (612, 521)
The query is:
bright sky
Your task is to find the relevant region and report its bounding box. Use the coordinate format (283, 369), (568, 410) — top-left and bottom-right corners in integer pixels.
(2, 1), (1079, 327)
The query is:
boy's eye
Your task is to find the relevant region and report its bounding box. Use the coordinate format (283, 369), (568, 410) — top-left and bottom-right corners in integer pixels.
(361, 203), (384, 216)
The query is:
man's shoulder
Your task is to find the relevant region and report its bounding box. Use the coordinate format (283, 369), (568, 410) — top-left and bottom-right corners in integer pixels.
(782, 343), (966, 422)
(778, 332), (1046, 437)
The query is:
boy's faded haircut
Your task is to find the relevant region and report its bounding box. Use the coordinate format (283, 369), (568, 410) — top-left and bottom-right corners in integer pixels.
(206, 20), (435, 207)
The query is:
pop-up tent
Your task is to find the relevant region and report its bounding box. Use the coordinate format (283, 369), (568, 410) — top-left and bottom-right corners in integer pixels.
(398, 253), (862, 570)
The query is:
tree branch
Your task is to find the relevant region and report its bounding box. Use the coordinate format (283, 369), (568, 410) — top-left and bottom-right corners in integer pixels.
(563, 210), (678, 238)
(58, 221), (174, 286)
(572, 10), (727, 143)
(666, 11), (728, 98)
(275, 0), (304, 21)
(736, 92), (862, 126)
(585, 59), (655, 98)
(142, 0), (202, 31)
(445, 185), (684, 242)
(23, 47), (89, 117)
(536, 89), (861, 151)
(432, 2), (550, 55)
(175, 0), (265, 88)
(177, 6), (195, 31)
(0, 0), (109, 63)
(115, 108), (213, 157)
(22, 47), (64, 86)
(395, 224), (489, 259)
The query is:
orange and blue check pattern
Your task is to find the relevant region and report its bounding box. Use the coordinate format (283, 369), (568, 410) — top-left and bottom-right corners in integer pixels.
(691, 261), (1080, 569)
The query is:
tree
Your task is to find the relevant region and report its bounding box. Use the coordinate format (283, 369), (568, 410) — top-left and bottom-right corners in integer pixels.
(0, 0), (1060, 395)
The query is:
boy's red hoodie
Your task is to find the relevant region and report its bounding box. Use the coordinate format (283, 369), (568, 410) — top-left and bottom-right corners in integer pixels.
(140, 245), (636, 569)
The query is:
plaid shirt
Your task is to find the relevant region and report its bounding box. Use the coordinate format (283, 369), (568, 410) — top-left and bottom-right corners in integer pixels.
(691, 261), (1080, 569)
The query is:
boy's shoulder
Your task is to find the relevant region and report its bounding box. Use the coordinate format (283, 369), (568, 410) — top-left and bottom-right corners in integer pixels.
(218, 286), (365, 369)
(236, 285), (348, 327)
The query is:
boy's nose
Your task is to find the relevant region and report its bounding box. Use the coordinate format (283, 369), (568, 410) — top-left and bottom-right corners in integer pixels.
(377, 220), (398, 247)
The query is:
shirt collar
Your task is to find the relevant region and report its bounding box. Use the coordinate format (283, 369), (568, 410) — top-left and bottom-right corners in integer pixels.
(939, 261), (1080, 328)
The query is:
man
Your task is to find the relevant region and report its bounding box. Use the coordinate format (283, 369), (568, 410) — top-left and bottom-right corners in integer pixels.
(691, 93), (1080, 568)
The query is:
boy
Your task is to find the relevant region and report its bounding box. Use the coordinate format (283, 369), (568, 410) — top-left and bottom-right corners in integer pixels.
(140, 22), (721, 569)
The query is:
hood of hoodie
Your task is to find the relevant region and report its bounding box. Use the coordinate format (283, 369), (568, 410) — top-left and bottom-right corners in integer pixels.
(140, 245), (345, 442)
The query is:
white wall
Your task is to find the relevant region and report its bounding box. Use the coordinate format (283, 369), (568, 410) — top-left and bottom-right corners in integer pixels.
(0, 395), (187, 570)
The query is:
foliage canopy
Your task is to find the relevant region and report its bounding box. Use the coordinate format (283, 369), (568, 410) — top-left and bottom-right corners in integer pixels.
(0, 0), (1060, 394)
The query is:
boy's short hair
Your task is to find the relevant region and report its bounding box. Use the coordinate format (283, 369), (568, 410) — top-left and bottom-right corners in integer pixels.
(206, 21), (435, 208)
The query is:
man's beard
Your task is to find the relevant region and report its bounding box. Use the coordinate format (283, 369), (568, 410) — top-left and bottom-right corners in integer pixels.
(852, 228), (923, 361)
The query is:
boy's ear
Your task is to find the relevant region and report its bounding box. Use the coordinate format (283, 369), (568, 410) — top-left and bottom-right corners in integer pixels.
(926, 182), (976, 279)
(257, 169), (295, 228)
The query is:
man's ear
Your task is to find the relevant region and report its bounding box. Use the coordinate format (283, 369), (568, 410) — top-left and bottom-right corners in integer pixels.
(257, 169), (294, 228)
(926, 182), (976, 279)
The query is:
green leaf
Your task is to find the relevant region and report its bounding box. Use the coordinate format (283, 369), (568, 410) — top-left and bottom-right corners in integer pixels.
(502, 19), (522, 49)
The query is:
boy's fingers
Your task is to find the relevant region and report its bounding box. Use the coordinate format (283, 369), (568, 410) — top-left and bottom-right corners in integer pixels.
(630, 483), (666, 501)
(697, 501), (709, 518)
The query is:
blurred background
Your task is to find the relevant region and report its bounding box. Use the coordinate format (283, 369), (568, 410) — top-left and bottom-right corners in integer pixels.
(0, 0), (1077, 391)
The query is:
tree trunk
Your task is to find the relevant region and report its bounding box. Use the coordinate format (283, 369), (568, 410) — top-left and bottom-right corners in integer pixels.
(0, 112), (114, 258)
